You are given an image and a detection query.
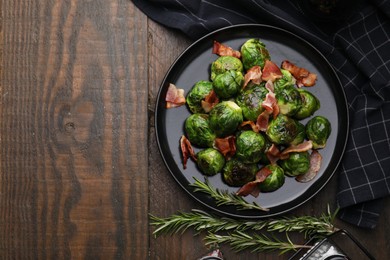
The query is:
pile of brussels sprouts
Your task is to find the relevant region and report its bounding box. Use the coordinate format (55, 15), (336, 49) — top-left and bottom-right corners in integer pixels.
(182, 38), (331, 195)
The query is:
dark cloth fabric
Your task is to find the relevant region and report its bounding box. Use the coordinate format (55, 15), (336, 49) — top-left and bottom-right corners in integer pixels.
(133, 0), (390, 229)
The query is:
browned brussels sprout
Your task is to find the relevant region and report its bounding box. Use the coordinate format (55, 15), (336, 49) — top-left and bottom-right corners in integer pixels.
(184, 113), (216, 147)
(305, 116), (331, 149)
(222, 158), (258, 187)
(294, 89), (320, 119)
(186, 80), (214, 114)
(258, 165), (285, 192)
(210, 56), (243, 81)
(240, 39), (271, 70)
(209, 101), (243, 137)
(266, 115), (303, 145)
(197, 148), (225, 176)
(279, 151), (310, 176)
(235, 130), (266, 164)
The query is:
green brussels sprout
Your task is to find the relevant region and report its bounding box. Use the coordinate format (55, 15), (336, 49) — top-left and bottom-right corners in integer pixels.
(235, 130), (266, 164)
(294, 89), (321, 120)
(196, 148), (225, 176)
(235, 83), (268, 121)
(306, 116), (331, 149)
(184, 114), (216, 147)
(186, 80), (214, 114)
(240, 39), (271, 70)
(209, 101), (243, 137)
(279, 151), (310, 176)
(266, 115), (303, 145)
(213, 70), (244, 99)
(258, 165), (285, 192)
(290, 121), (306, 145)
(211, 56), (243, 81)
(273, 69), (296, 90)
(259, 138), (273, 164)
(222, 158), (258, 187)
(275, 85), (302, 116)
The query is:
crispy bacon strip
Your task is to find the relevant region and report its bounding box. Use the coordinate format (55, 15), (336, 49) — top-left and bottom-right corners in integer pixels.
(266, 144), (281, 165)
(201, 90), (219, 113)
(213, 136), (236, 159)
(166, 83), (186, 108)
(236, 167), (273, 200)
(240, 120), (259, 133)
(261, 60), (283, 82)
(212, 41), (241, 58)
(281, 60), (317, 87)
(296, 150), (322, 183)
(256, 81), (279, 131)
(256, 110), (271, 132)
(180, 135), (196, 169)
(280, 140), (313, 159)
(243, 65), (262, 88)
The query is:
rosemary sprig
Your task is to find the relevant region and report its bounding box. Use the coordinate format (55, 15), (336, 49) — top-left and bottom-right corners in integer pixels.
(266, 205), (339, 238)
(150, 208), (337, 239)
(190, 177), (269, 212)
(204, 231), (312, 254)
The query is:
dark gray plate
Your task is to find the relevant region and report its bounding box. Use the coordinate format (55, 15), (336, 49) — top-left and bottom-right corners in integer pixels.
(155, 24), (349, 218)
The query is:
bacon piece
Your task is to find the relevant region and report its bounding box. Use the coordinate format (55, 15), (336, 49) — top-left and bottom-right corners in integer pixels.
(236, 181), (261, 198)
(212, 40), (241, 58)
(243, 65), (262, 88)
(256, 110), (271, 132)
(261, 60), (283, 82)
(281, 60), (317, 87)
(256, 81), (279, 132)
(201, 90), (219, 112)
(180, 135), (196, 169)
(213, 136), (236, 159)
(265, 79), (275, 93)
(262, 92), (276, 112)
(240, 120), (259, 133)
(280, 140), (313, 159)
(236, 167), (273, 200)
(263, 80), (279, 118)
(266, 144), (281, 165)
(166, 83), (186, 108)
(296, 150), (322, 183)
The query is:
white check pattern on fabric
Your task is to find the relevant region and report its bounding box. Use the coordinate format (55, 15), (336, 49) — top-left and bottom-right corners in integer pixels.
(132, 0), (390, 228)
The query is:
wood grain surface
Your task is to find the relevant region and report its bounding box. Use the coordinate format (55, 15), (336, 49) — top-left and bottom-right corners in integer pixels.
(1, 0), (389, 259)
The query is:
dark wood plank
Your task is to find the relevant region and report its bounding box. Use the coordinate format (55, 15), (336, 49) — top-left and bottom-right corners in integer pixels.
(0, 0), (149, 259)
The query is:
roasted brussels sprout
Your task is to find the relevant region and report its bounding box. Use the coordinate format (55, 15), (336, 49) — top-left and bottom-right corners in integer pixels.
(184, 114), (216, 147)
(235, 130), (266, 164)
(275, 85), (302, 116)
(306, 116), (331, 149)
(222, 158), (258, 187)
(210, 56), (243, 81)
(258, 165), (285, 192)
(186, 80), (214, 113)
(196, 148), (225, 176)
(209, 101), (243, 137)
(294, 89), (321, 119)
(273, 69), (296, 90)
(266, 115), (302, 145)
(240, 39), (271, 70)
(279, 151), (310, 176)
(235, 83), (268, 121)
(213, 70), (244, 99)
(290, 121), (306, 145)
(259, 138), (273, 164)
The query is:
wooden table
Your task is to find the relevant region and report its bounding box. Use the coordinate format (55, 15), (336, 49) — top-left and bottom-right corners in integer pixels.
(1, 1), (389, 259)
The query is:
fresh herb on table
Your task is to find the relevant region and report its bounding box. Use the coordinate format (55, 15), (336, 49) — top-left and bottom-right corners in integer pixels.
(190, 177), (269, 212)
(150, 206), (339, 254)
